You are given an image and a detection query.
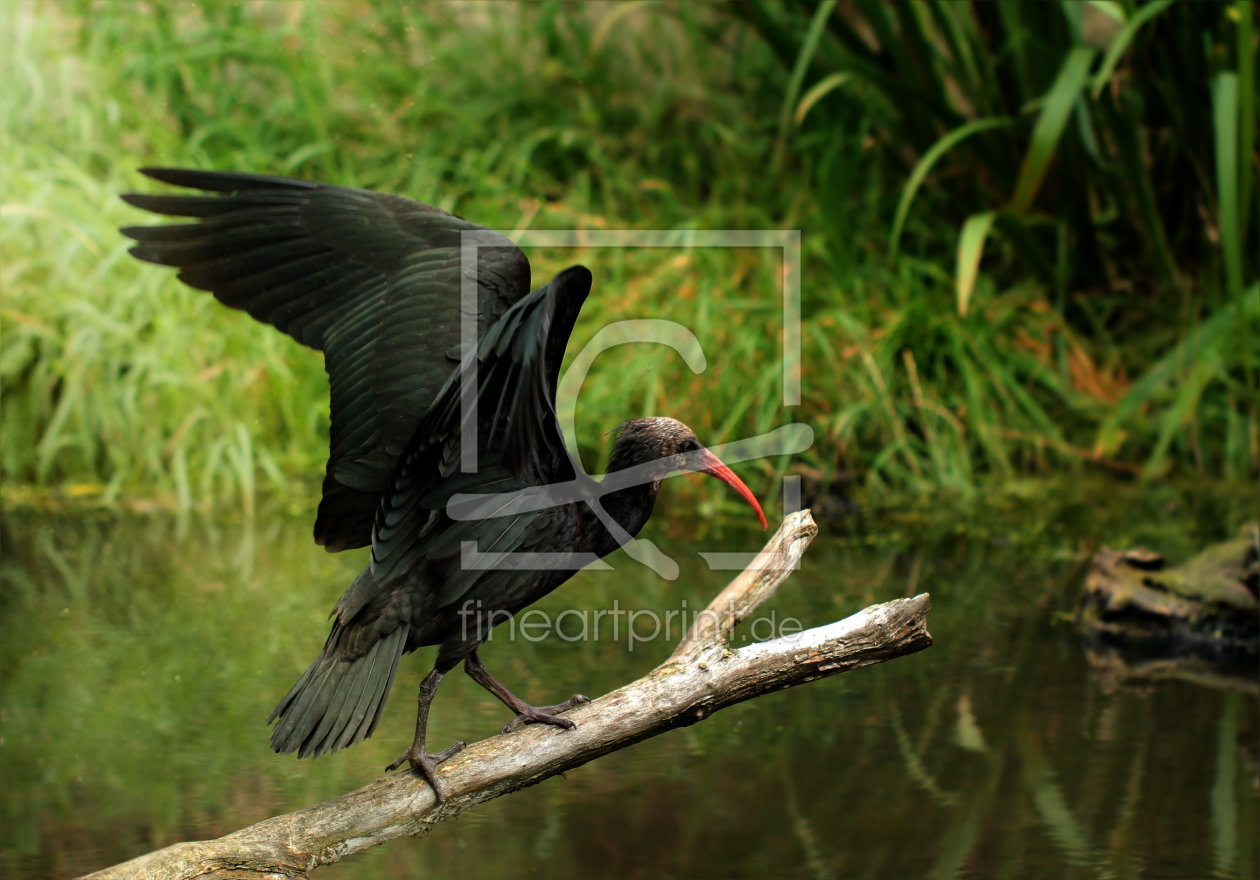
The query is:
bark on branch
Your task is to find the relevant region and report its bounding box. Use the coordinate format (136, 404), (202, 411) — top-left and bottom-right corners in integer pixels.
(81, 510), (933, 880)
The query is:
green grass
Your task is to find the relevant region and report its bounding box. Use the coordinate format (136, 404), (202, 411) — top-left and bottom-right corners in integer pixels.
(1, 0), (1255, 513)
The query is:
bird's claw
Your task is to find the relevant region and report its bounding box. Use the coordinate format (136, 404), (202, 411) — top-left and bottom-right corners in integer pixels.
(501, 694), (590, 733)
(386, 740), (466, 802)
(502, 711), (574, 733)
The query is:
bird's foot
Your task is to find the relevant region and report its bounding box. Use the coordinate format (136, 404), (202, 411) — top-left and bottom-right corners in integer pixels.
(501, 693), (590, 733)
(386, 740), (466, 802)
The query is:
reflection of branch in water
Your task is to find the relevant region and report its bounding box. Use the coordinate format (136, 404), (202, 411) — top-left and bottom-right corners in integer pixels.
(888, 699), (957, 807)
(953, 692), (987, 753)
(929, 738), (1006, 880)
(1100, 730), (1148, 878)
(781, 759), (834, 880)
(1211, 694), (1242, 878)
(1021, 734), (1094, 868)
(928, 809), (980, 880)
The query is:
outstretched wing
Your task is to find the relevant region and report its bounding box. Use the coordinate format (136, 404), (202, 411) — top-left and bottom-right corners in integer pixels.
(332, 265), (594, 622)
(120, 168), (531, 551)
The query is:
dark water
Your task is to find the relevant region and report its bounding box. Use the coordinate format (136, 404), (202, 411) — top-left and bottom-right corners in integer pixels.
(2, 485), (1257, 880)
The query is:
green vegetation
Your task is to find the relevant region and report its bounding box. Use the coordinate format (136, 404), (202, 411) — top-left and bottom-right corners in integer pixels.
(2, 1), (1256, 511)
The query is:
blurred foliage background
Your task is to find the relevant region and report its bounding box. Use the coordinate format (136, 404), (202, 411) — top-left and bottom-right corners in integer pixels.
(1, 0), (1257, 511)
(2, 5), (1258, 877)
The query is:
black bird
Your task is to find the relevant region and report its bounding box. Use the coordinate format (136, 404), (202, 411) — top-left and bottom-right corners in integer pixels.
(121, 168), (767, 798)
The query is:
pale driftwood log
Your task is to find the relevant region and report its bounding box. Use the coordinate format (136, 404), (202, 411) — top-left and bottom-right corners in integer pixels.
(82, 510), (932, 880)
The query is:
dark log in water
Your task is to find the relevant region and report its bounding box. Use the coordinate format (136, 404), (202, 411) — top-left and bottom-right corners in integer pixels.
(1075, 523), (1259, 690)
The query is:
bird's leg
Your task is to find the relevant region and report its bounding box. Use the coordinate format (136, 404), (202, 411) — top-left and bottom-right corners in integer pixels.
(386, 667), (466, 801)
(464, 648), (590, 734)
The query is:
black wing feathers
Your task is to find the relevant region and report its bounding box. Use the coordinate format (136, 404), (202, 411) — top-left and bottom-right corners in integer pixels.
(121, 168), (533, 551)
(368, 267), (593, 607)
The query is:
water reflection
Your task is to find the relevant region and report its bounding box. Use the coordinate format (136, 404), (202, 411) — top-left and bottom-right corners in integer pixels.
(1, 486), (1256, 879)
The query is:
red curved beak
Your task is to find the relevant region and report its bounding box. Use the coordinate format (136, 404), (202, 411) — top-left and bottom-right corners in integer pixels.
(694, 448), (767, 529)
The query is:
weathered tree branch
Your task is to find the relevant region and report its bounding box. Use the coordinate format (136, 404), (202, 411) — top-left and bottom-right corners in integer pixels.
(81, 510), (933, 880)
(670, 507), (817, 660)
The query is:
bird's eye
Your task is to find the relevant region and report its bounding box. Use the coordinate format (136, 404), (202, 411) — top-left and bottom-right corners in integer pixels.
(680, 438), (700, 453)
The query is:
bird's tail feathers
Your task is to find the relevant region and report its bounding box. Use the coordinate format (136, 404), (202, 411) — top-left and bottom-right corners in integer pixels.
(268, 623), (409, 758)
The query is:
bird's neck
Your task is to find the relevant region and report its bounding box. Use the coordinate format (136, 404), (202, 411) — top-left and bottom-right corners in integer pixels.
(593, 449), (663, 553)
(600, 478), (660, 539)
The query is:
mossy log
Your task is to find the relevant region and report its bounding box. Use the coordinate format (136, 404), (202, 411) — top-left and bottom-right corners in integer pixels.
(1075, 523), (1258, 688)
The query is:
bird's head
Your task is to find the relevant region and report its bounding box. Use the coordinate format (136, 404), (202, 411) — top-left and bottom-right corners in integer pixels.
(608, 417), (767, 529)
